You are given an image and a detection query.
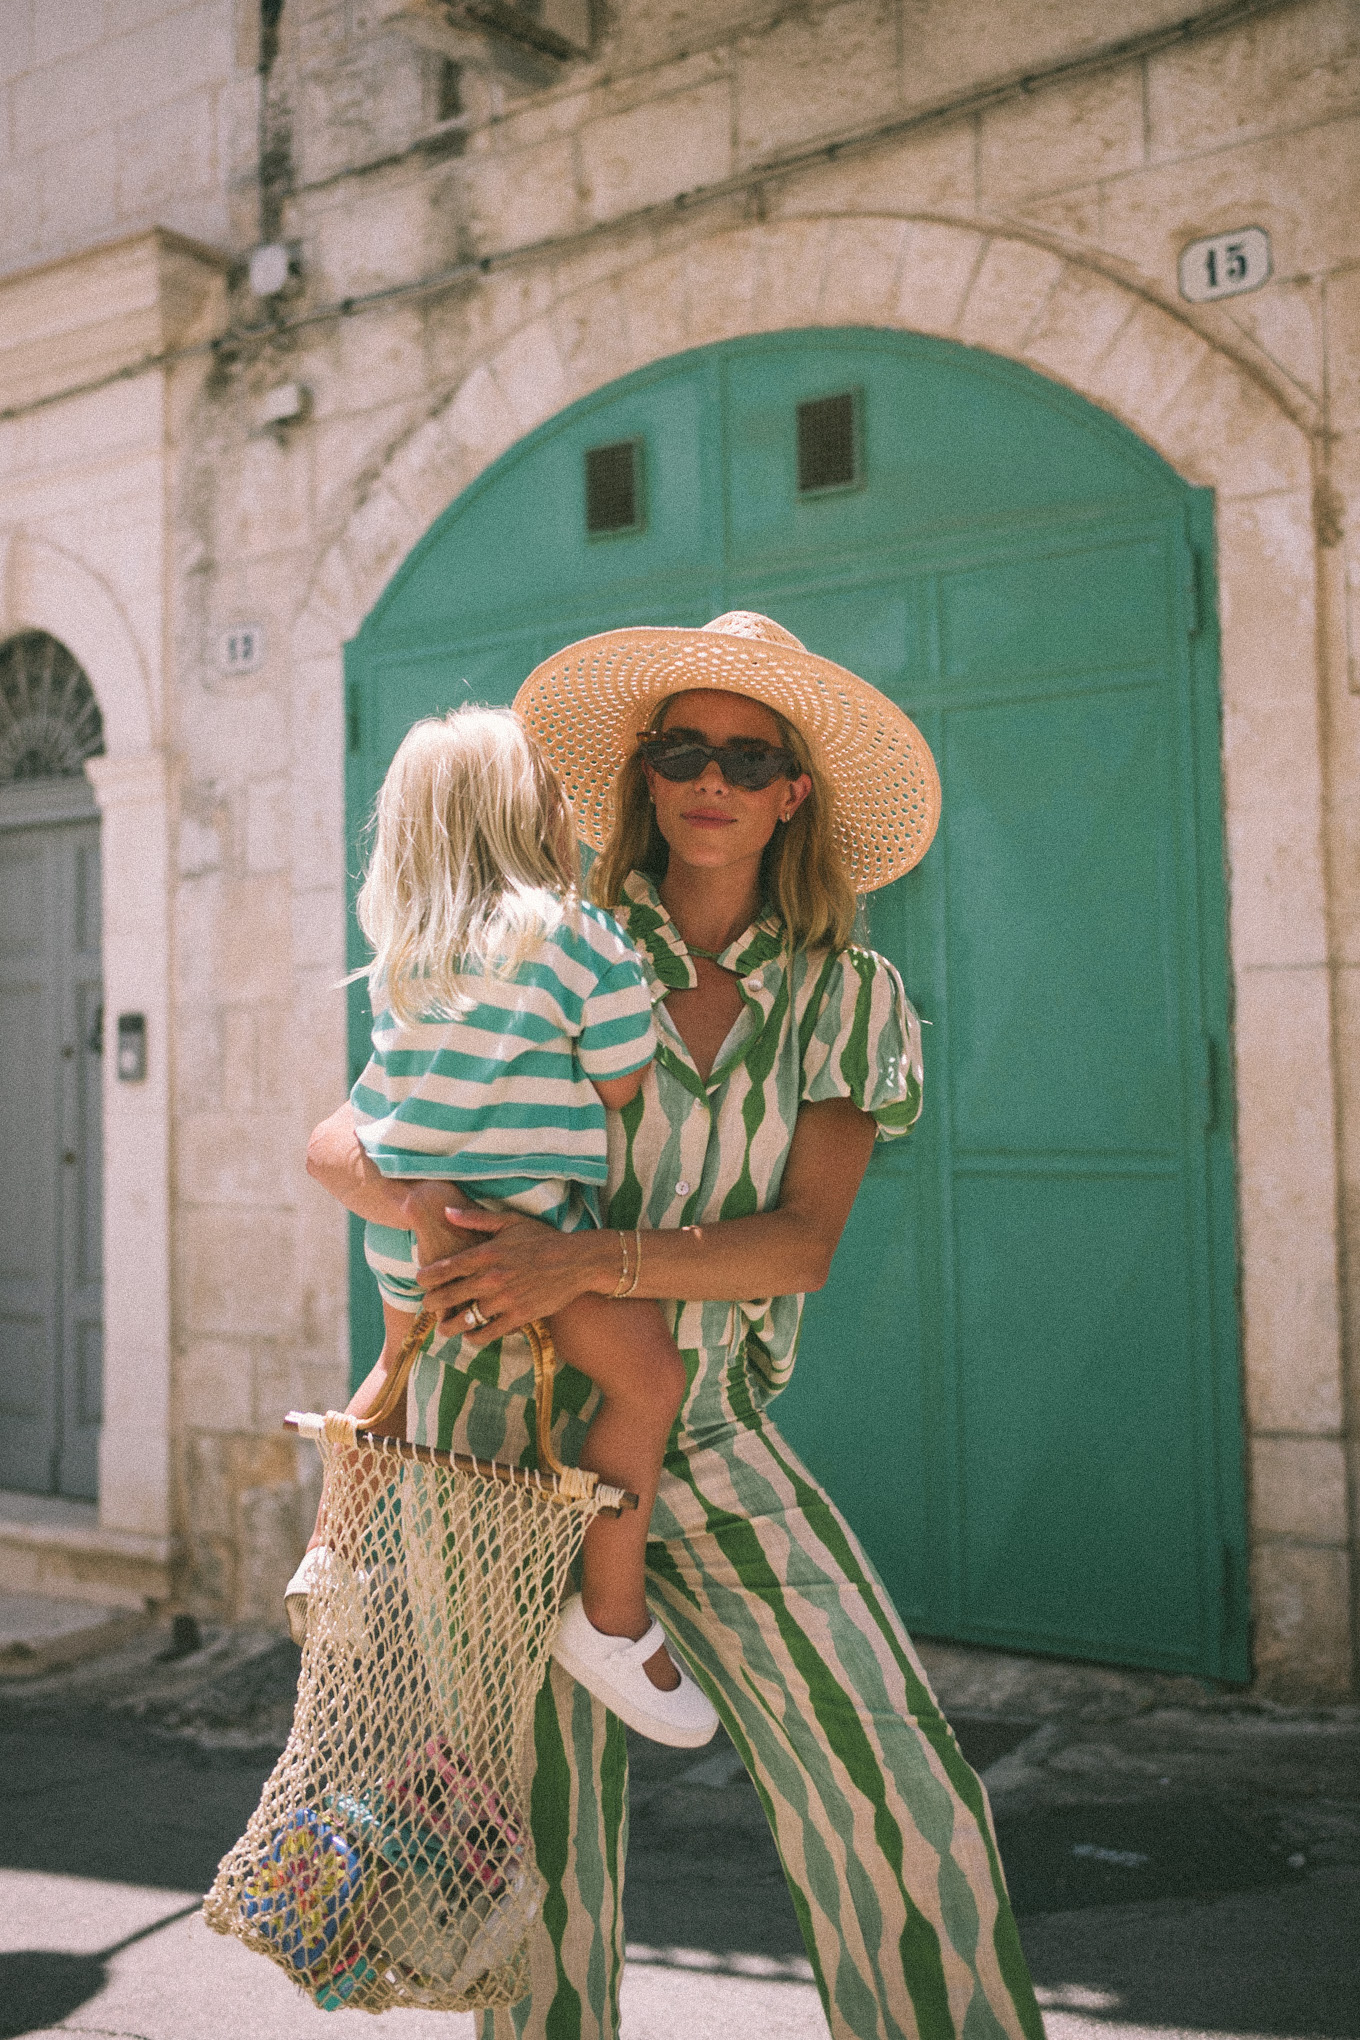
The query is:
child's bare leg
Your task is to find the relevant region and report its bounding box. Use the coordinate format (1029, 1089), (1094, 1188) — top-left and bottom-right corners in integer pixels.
(548, 1293), (687, 1692)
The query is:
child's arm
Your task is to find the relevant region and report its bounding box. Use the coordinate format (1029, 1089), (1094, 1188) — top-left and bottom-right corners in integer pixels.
(588, 1050), (653, 1113)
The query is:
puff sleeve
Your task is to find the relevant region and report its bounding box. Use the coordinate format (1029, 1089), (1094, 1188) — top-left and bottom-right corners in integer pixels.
(798, 946), (923, 1138)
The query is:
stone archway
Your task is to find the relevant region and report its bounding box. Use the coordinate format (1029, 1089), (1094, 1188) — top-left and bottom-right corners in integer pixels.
(0, 530), (173, 1586)
(293, 214), (1340, 1682)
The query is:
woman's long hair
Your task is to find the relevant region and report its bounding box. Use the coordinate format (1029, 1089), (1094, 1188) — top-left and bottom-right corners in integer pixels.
(591, 694), (857, 951)
(355, 706), (578, 1024)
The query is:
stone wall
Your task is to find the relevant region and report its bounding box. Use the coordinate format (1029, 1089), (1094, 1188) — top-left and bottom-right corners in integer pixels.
(0, 0), (1357, 1692)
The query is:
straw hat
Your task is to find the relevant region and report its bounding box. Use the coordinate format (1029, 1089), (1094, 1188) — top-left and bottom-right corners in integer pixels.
(514, 612), (941, 892)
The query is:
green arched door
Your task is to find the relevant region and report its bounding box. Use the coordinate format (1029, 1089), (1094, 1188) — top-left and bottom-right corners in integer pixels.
(345, 331), (1248, 1681)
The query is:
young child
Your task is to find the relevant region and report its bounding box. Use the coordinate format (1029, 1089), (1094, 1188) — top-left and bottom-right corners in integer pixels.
(289, 706), (717, 1749)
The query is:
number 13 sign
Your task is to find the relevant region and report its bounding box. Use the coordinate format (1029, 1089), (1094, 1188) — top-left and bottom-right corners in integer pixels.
(1179, 227), (1272, 303)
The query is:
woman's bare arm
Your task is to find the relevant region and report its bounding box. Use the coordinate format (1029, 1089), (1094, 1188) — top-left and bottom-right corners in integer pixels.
(416, 1097), (878, 1343)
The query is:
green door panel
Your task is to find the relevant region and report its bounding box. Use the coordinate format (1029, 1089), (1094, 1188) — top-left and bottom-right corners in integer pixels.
(344, 330), (1247, 1680)
(941, 684), (1180, 1155)
(952, 1168), (1202, 1658)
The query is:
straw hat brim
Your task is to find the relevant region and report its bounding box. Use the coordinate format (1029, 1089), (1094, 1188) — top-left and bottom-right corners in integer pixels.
(513, 626), (941, 893)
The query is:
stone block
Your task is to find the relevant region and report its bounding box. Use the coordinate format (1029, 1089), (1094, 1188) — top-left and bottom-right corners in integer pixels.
(236, 1482), (306, 1625)
(681, 229), (775, 349)
(1098, 115), (1360, 295)
(1011, 187), (1103, 241)
(793, 122), (974, 216)
(296, 40), (426, 188)
(442, 359), (521, 473)
(1234, 965), (1343, 1436)
(219, 874), (294, 1005)
(177, 1111), (297, 1207)
(979, 66), (1145, 202)
(579, 78), (732, 223)
(734, 0), (900, 167)
(0, 0), (33, 82)
(116, 86), (218, 217)
(221, 1005), (259, 1110)
(1078, 298), (1211, 438)
(181, 1339), (255, 1432)
(34, 129), (120, 257)
(618, 246), (694, 371)
(292, 551), (362, 661)
(218, 432), (314, 562)
(173, 1003), (223, 1113)
(291, 883), (345, 972)
(891, 221), (985, 339)
(1216, 493), (1328, 970)
(1021, 264), (1138, 389)
(956, 238), (1065, 354)
(307, 178), (433, 302)
(1250, 1434), (1348, 1544)
(312, 399), (423, 536)
(490, 317), (568, 436)
(31, 0), (105, 67)
(339, 481), (423, 618)
(816, 217), (911, 327)
(180, 1205), (296, 1336)
(310, 302), (430, 422)
(1147, 0), (1360, 159)
(467, 131), (581, 255)
(555, 282), (643, 406)
(1251, 1540), (1354, 1698)
(1327, 265), (1360, 435)
(1157, 351), (1311, 498)
(245, 777), (290, 875)
(735, 217), (835, 337)
(14, 0), (234, 154)
(1222, 275), (1325, 409)
(386, 412), (474, 534)
(0, 165), (40, 271)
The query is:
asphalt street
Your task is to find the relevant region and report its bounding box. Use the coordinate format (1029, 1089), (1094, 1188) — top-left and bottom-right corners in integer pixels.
(0, 1625), (1356, 2040)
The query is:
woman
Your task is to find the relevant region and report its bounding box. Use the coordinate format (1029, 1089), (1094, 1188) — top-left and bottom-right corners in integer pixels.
(307, 612), (1043, 2040)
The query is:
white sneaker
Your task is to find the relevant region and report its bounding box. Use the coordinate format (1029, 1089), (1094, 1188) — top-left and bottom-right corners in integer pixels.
(551, 1596), (718, 1748)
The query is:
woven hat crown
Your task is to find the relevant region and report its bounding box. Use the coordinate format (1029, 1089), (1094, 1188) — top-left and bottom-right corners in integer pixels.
(701, 612), (806, 651)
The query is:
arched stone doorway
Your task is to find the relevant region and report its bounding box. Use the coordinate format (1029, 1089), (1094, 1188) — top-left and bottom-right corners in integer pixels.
(294, 215), (1339, 1687)
(341, 328), (1247, 1680)
(0, 630), (104, 1499)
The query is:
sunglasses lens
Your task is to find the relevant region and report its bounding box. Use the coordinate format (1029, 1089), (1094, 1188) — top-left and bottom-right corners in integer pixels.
(645, 744), (710, 782)
(642, 740), (793, 789)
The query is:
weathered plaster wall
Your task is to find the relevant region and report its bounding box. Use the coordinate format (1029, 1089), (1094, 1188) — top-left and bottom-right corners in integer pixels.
(0, 0), (1356, 1690)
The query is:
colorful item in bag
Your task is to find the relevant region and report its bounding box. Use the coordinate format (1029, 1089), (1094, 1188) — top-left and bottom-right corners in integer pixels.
(384, 1735), (524, 1898)
(240, 1810), (369, 1977)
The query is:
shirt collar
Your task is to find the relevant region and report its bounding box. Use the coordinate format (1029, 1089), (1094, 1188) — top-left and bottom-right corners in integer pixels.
(620, 870), (785, 992)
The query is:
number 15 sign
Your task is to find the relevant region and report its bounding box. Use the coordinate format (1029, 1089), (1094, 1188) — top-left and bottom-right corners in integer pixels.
(1179, 227), (1272, 303)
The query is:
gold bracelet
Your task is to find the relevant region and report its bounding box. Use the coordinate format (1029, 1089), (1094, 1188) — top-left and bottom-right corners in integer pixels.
(611, 1228), (632, 1299)
(623, 1225), (643, 1298)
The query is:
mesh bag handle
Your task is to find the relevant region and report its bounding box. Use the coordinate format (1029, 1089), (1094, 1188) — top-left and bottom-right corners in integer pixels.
(202, 1316), (626, 2012)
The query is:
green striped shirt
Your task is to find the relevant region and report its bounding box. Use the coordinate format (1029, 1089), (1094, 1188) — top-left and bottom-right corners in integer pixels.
(352, 897), (655, 1279)
(604, 871), (922, 1396)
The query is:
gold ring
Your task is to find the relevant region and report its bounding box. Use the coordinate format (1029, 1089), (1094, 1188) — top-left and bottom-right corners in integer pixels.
(465, 1302), (489, 1329)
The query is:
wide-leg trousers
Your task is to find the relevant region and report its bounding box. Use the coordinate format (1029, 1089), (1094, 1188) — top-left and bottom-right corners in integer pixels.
(409, 1328), (1045, 2040)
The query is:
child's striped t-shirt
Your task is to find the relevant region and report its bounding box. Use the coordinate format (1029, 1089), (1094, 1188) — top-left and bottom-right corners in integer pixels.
(352, 898), (655, 1306)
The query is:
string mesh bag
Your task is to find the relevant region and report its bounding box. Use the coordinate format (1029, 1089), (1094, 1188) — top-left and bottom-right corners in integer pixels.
(203, 1315), (629, 2013)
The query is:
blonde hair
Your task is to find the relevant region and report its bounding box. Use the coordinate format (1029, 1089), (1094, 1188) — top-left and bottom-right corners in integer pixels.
(355, 706), (579, 1025)
(591, 694), (857, 951)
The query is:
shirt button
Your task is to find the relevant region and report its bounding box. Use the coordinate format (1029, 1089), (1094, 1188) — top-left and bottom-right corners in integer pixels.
(675, 1179), (690, 1196)
(748, 973), (763, 991)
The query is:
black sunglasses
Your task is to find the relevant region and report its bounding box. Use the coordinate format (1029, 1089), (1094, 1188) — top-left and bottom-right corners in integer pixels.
(637, 731), (800, 792)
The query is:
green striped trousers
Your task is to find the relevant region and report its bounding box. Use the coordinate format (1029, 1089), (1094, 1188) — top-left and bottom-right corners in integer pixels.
(412, 1331), (1044, 2040)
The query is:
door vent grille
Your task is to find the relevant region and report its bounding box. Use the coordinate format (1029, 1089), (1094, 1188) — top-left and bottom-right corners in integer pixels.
(797, 391), (860, 494)
(584, 439), (643, 535)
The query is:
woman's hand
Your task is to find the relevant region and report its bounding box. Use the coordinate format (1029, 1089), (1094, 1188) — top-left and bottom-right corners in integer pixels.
(417, 1206), (614, 1345)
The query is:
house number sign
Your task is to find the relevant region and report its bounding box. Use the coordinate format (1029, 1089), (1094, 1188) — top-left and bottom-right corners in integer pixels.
(1178, 227), (1271, 303)
(218, 624), (266, 675)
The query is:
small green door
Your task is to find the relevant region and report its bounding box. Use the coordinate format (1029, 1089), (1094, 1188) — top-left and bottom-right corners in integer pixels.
(345, 331), (1247, 1680)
